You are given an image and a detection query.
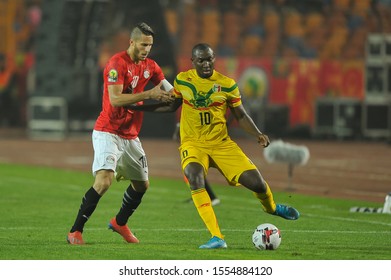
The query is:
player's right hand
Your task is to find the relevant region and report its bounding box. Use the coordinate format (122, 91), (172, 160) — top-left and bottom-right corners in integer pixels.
(257, 133), (270, 148)
(149, 82), (175, 103)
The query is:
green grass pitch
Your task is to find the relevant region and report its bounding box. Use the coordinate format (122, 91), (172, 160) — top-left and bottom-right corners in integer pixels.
(0, 163), (390, 260)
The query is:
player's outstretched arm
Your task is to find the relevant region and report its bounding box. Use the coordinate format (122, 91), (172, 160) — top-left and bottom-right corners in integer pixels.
(127, 97), (182, 113)
(230, 104), (270, 147)
(108, 82), (174, 107)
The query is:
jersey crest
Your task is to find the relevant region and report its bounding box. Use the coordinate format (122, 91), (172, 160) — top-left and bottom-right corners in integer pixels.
(190, 89), (213, 109)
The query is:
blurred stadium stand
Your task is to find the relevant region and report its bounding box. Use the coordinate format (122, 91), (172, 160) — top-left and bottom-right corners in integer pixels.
(1, 0), (391, 140)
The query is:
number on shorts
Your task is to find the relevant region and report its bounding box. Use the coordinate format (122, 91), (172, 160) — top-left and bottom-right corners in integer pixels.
(139, 156), (148, 168)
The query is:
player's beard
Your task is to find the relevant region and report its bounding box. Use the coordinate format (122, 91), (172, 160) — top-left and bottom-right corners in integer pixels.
(134, 46), (148, 61)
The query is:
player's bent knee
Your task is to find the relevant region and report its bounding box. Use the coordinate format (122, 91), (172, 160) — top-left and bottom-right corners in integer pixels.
(239, 170), (266, 193)
(132, 180), (149, 192)
(93, 170), (114, 195)
(93, 181), (111, 195)
(255, 181), (267, 193)
(185, 174), (204, 190)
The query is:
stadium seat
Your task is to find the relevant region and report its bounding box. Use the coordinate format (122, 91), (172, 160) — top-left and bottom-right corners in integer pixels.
(264, 11), (280, 33)
(305, 12), (324, 35)
(333, 0), (350, 12)
(164, 8), (178, 39)
(200, 8), (221, 50)
(284, 11), (305, 38)
(239, 34), (262, 57)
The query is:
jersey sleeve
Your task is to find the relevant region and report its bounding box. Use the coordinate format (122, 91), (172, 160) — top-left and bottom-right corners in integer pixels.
(173, 72), (184, 98)
(105, 56), (126, 86)
(226, 79), (242, 108)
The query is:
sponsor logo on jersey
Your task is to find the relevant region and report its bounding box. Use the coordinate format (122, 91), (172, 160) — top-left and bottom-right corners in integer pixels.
(108, 69), (118, 82)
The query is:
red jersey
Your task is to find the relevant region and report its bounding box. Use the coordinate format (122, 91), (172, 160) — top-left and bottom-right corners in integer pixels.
(94, 51), (165, 139)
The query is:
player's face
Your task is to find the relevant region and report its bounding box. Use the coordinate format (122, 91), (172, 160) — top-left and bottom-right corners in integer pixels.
(131, 34), (153, 62)
(192, 48), (215, 78)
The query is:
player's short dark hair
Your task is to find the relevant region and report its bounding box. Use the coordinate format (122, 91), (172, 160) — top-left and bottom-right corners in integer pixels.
(192, 43), (213, 58)
(131, 22), (154, 39)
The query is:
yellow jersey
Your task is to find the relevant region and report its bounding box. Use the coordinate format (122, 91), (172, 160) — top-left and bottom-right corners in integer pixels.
(174, 69), (241, 145)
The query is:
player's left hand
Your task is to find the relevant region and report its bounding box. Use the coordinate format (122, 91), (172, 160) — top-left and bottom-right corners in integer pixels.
(257, 133), (270, 148)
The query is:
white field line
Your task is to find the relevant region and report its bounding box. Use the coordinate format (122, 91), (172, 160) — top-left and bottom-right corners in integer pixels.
(2, 177), (391, 230)
(0, 227), (390, 234)
(305, 213), (391, 226)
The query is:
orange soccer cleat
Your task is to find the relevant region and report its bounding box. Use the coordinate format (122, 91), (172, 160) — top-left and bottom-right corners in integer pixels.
(108, 217), (139, 243)
(67, 231), (85, 245)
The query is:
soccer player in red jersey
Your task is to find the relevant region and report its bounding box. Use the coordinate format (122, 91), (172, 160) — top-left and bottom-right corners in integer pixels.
(67, 22), (174, 245)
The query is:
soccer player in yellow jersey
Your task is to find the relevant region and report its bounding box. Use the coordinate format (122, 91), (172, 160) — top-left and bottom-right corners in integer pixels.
(132, 43), (299, 249)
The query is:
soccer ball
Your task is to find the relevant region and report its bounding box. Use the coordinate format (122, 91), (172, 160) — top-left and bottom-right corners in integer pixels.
(252, 223), (281, 250)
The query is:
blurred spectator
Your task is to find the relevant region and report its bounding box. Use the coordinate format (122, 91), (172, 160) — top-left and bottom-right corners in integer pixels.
(0, 0), (41, 127)
(0, 54), (19, 126)
(27, 3), (41, 30)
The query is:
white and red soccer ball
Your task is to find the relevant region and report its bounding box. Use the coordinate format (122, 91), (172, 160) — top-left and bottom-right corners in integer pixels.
(252, 223), (281, 250)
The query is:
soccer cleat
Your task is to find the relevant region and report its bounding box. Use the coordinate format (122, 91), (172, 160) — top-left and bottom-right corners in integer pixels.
(108, 217), (139, 243)
(199, 236), (227, 249)
(67, 231), (85, 245)
(273, 204), (300, 220)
